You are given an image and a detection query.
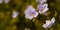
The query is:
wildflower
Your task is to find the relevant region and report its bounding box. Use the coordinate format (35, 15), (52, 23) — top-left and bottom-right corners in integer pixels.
(12, 11), (19, 18)
(0, 0), (3, 4)
(42, 17), (55, 28)
(24, 5), (38, 20)
(4, 0), (10, 4)
(37, 3), (49, 14)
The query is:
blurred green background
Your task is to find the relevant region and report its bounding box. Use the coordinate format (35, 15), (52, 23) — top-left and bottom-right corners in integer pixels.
(0, 0), (60, 30)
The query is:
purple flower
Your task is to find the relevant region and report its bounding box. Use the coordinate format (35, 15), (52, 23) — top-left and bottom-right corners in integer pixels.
(42, 17), (55, 28)
(24, 5), (38, 20)
(37, 3), (49, 14)
(12, 11), (19, 18)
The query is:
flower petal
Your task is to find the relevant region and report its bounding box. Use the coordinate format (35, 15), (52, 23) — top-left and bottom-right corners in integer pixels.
(25, 15), (33, 20)
(51, 17), (55, 23)
(33, 12), (38, 17)
(0, 0), (3, 4)
(42, 8), (49, 13)
(43, 24), (48, 28)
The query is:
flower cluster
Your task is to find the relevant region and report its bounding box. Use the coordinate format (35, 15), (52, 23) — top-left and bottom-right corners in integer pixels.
(0, 0), (10, 4)
(24, 0), (49, 20)
(24, 0), (55, 28)
(42, 17), (55, 28)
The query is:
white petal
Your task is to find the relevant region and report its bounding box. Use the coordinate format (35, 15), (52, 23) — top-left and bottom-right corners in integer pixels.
(39, 11), (42, 14)
(39, 8), (48, 14)
(46, 23), (52, 28)
(51, 17), (55, 23)
(25, 15), (33, 20)
(0, 0), (3, 4)
(45, 20), (52, 27)
(43, 22), (53, 28)
(42, 8), (49, 13)
(25, 13), (33, 20)
(43, 24), (48, 28)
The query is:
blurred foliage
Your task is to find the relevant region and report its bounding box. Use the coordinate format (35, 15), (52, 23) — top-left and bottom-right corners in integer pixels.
(0, 0), (60, 30)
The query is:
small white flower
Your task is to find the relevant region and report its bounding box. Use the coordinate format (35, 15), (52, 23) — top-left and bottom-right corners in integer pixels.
(42, 17), (55, 28)
(24, 5), (38, 20)
(37, 3), (49, 14)
(0, 0), (3, 4)
(4, 0), (10, 4)
(12, 11), (19, 18)
(36, 0), (47, 4)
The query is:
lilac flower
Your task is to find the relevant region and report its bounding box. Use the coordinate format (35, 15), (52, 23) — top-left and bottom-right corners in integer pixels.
(37, 3), (49, 14)
(0, 0), (3, 4)
(4, 0), (10, 4)
(24, 5), (38, 20)
(12, 11), (19, 18)
(42, 17), (55, 28)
